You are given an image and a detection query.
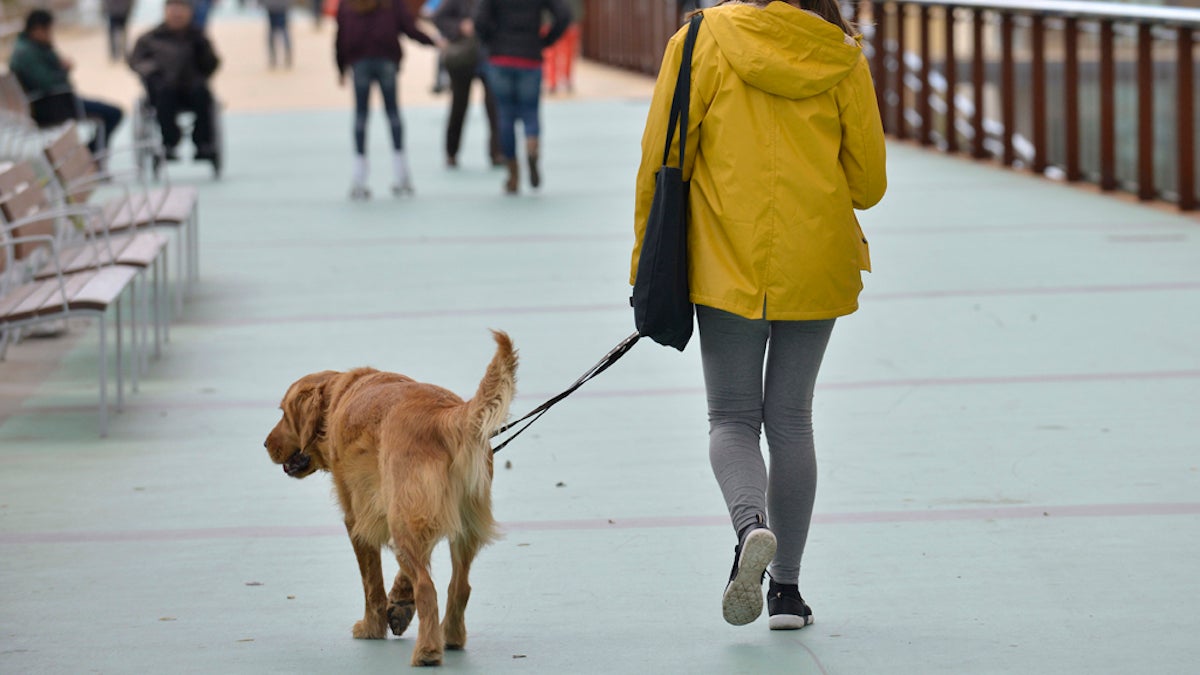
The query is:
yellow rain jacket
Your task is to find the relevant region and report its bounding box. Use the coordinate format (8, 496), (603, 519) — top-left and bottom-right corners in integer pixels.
(631, 2), (887, 320)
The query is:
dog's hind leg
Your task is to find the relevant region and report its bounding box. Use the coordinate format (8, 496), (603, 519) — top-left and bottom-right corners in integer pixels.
(442, 533), (483, 650)
(387, 570), (416, 637)
(394, 531), (443, 666)
(347, 529), (389, 639)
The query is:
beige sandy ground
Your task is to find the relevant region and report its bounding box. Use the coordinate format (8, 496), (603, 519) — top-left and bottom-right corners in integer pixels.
(0, 17), (654, 425)
(63, 17), (654, 113)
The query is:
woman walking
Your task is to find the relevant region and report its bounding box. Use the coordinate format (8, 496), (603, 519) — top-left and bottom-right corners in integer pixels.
(631, 1), (886, 628)
(473, 0), (571, 193)
(263, 0), (292, 68)
(433, 0), (502, 168)
(336, 0), (441, 200)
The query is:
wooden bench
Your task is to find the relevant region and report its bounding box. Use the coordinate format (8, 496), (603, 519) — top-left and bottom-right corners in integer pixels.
(0, 161), (165, 437)
(43, 123), (199, 315)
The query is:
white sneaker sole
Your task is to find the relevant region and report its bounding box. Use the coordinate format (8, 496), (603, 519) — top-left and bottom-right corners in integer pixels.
(721, 529), (777, 626)
(769, 613), (814, 630)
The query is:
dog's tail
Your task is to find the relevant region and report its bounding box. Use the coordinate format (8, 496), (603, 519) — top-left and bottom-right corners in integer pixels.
(467, 330), (518, 445)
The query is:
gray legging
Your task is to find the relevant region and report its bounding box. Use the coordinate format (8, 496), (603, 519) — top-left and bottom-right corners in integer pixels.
(697, 304), (835, 586)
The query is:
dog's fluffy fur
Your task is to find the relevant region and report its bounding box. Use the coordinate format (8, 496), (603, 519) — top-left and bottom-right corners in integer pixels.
(263, 331), (516, 666)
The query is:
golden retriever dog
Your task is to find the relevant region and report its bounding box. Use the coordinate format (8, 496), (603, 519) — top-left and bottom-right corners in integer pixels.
(263, 331), (516, 666)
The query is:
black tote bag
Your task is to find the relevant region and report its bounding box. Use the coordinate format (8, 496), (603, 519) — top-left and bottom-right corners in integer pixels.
(631, 13), (703, 352)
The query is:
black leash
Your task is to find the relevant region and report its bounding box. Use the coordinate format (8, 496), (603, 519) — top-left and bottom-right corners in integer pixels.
(491, 332), (642, 454)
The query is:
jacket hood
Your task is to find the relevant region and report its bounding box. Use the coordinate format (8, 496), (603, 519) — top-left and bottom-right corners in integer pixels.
(703, 2), (861, 100)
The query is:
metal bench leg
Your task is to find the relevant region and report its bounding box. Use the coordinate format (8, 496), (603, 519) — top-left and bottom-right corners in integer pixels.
(98, 317), (109, 438)
(115, 302), (124, 412)
(175, 229), (185, 317)
(152, 257), (163, 359)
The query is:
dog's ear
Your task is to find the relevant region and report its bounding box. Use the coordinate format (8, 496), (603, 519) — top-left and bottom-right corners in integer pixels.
(291, 371), (336, 451)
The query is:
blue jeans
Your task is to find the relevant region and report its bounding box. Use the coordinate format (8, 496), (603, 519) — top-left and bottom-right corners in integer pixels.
(351, 59), (403, 155)
(267, 10), (291, 65)
(80, 98), (123, 155)
(486, 64), (541, 159)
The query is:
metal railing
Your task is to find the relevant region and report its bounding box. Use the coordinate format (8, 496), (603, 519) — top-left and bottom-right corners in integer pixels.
(582, 0), (1200, 211)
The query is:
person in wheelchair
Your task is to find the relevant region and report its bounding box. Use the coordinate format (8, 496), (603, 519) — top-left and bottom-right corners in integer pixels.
(128, 0), (221, 162)
(8, 9), (123, 154)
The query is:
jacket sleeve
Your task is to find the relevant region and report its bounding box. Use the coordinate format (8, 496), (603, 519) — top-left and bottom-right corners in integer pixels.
(473, 0), (494, 45)
(432, 0), (465, 41)
(395, 1), (437, 46)
(10, 47), (69, 96)
(837, 55), (887, 210)
(334, 3), (347, 74)
(631, 24), (710, 285)
(195, 34), (220, 78)
(541, 0), (573, 48)
(127, 34), (159, 81)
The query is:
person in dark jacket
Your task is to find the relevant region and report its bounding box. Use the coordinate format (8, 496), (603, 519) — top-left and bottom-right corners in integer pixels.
(433, 0), (501, 169)
(8, 10), (123, 155)
(128, 0), (221, 161)
(336, 0), (442, 200)
(473, 0), (570, 193)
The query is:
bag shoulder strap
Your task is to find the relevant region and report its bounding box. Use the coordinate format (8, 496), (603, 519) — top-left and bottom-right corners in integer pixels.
(662, 13), (704, 169)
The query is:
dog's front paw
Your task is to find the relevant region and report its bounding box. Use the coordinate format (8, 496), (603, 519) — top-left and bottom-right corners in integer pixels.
(411, 645), (444, 667)
(388, 600), (416, 637)
(352, 618), (387, 639)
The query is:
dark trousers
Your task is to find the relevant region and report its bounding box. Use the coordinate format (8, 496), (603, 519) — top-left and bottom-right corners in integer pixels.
(267, 10), (291, 65)
(107, 14), (128, 62)
(80, 98), (123, 155)
(149, 83), (215, 150)
(445, 65), (500, 161)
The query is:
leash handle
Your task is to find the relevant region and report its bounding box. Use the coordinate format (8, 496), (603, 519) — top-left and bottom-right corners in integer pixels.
(491, 332), (642, 454)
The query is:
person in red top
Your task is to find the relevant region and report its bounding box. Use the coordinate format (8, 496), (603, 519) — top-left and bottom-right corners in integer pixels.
(472, 0), (570, 194)
(336, 0), (442, 200)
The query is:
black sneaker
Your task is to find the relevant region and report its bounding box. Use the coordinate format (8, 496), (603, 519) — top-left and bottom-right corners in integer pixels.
(767, 580), (813, 630)
(721, 527), (776, 626)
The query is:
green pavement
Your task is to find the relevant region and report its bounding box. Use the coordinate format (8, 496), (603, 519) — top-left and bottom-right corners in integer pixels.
(2, 99), (1199, 674)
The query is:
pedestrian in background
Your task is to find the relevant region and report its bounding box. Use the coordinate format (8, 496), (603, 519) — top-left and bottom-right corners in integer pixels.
(541, 0), (581, 93)
(102, 0), (133, 62)
(9, 10), (123, 154)
(473, 0), (570, 194)
(631, 0), (886, 630)
(335, 0), (441, 200)
(263, 0), (292, 68)
(433, 0), (502, 168)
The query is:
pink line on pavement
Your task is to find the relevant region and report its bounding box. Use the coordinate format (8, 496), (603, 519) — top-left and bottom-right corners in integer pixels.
(2, 502), (1197, 545)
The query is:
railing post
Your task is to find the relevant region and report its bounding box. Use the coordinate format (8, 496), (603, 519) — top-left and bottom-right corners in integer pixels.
(1000, 12), (1015, 166)
(895, 2), (909, 139)
(972, 9), (986, 158)
(918, 4), (932, 145)
(945, 5), (958, 153)
(873, 1), (890, 134)
(1031, 15), (1047, 173)
(1099, 20), (1116, 191)
(1064, 17), (1081, 181)
(1137, 22), (1155, 201)
(1179, 27), (1196, 211)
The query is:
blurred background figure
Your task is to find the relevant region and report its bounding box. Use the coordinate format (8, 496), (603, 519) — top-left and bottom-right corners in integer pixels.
(263, 0), (293, 68)
(335, 0), (441, 200)
(192, 0), (215, 30)
(541, 0), (580, 94)
(8, 9), (123, 154)
(473, 0), (570, 194)
(433, 0), (501, 169)
(128, 0), (221, 161)
(422, 0), (450, 93)
(102, 0), (134, 63)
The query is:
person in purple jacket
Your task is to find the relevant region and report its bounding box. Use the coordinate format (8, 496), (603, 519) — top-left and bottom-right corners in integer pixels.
(336, 0), (443, 200)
